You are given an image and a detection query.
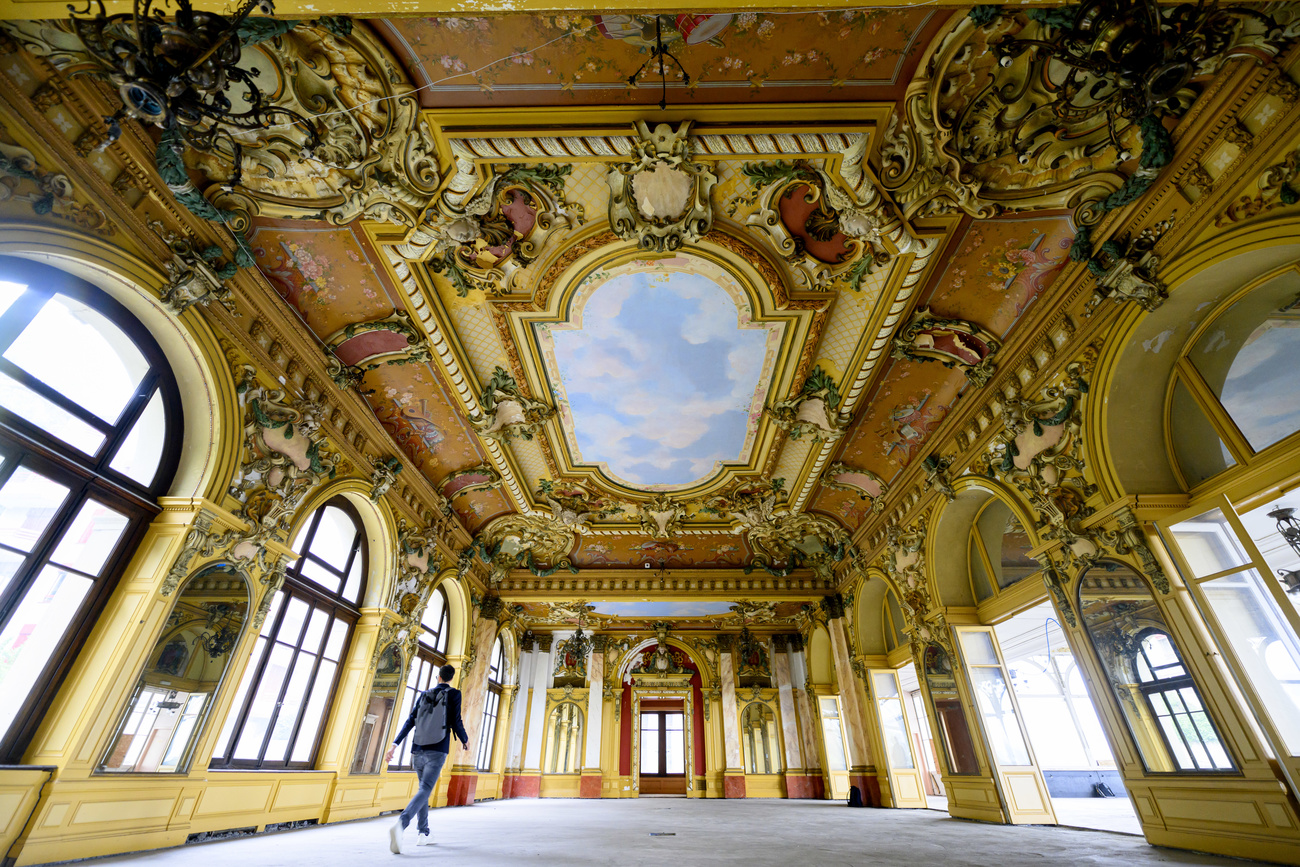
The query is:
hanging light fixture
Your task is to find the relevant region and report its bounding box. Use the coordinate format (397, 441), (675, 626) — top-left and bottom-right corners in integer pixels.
(992, 0), (1281, 159)
(67, 0), (335, 193)
(1267, 505), (1300, 594)
(193, 603), (239, 659)
(624, 15), (692, 111)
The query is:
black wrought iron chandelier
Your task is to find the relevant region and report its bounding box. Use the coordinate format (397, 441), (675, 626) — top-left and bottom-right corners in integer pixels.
(68, 0), (329, 191)
(625, 16), (692, 111)
(1268, 505), (1300, 594)
(993, 0), (1280, 152)
(193, 603), (239, 659)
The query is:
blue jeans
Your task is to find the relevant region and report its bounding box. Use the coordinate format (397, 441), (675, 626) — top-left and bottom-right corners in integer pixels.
(399, 750), (449, 834)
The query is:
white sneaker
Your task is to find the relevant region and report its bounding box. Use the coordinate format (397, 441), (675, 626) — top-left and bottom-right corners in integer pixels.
(389, 821), (404, 855)
(416, 832), (433, 846)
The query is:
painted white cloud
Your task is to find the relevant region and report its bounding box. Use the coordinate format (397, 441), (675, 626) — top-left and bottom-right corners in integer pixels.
(551, 271), (768, 485)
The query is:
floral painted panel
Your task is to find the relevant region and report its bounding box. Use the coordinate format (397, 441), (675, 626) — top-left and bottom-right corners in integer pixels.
(574, 533), (750, 568)
(928, 216), (1075, 337)
(361, 362), (485, 483)
(248, 221), (397, 337)
(382, 9), (939, 108)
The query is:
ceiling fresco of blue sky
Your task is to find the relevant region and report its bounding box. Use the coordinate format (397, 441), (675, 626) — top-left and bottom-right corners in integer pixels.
(593, 600), (738, 618)
(546, 267), (771, 487)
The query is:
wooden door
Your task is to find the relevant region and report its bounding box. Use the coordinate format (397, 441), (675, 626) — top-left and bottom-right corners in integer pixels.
(871, 670), (927, 808)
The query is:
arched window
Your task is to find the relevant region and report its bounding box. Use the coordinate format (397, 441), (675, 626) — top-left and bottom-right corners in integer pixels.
(0, 257), (180, 761)
(211, 497), (367, 769)
(1167, 270), (1300, 489)
(1132, 630), (1233, 771)
(475, 637), (505, 771)
(967, 499), (1038, 604)
(1077, 559), (1234, 772)
(390, 586), (450, 769)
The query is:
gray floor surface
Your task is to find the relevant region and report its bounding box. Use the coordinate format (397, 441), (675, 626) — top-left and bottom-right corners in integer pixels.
(66, 798), (1257, 867)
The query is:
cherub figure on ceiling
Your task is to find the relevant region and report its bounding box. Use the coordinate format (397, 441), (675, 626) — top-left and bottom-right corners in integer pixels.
(471, 366), (555, 444)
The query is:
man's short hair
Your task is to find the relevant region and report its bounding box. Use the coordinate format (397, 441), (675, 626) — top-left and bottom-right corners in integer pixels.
(439, 664), (455, 683)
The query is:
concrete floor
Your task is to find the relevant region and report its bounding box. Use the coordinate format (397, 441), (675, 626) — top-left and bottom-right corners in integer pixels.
(67, 799), (1259, 867)
(1052, 797), (1143, 835)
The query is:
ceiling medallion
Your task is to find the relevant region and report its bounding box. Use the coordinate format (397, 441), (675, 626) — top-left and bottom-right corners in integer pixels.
(890, 307), (1001, 388)
(608, 121), (717, 252)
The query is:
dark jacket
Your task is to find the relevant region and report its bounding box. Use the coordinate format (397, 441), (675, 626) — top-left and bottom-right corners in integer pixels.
(393, 683), (469, 754)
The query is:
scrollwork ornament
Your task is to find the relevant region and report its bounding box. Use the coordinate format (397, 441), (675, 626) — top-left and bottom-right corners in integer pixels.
(607, 120), (716, 252)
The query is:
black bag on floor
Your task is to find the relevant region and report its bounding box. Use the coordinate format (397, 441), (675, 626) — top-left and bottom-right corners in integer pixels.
(848, 786), (864, 807)
(1093, 782), (1116, 798)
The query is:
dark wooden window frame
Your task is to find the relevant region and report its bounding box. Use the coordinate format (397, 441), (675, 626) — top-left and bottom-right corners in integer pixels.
(0, 257), (181, 763)
(209, 497), (367, 771)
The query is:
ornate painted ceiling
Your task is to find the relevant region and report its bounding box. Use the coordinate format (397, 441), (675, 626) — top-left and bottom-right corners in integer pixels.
(2, 3), (1292, 598)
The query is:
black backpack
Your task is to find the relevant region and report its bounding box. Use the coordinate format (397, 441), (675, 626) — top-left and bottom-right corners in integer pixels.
(414, 686), (449, 745)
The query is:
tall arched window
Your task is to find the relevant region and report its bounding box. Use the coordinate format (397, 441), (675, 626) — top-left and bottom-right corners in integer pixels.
(390, 585), (450, 769)
(211, 497), (366, 769)
(0, 257), (180, 761)
(475, 637), (505, 771)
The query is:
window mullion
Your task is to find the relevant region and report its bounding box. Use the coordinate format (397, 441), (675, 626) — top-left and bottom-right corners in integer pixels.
(1174, 359), (1254, 464)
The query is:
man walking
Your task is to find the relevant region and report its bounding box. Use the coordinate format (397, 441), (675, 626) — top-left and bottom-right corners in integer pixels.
(385, 664), (470, 854)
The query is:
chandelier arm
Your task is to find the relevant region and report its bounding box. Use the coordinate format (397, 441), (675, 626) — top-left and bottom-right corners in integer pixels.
(179, 0), (264, 79)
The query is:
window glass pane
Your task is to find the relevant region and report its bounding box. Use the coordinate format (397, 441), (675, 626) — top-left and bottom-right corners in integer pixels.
(422, 590), (445, 633)
(304, 506), (356, 571)
(820, 702), (848, 771)
(299, 557), (342, 595)
(341, 550), (362, 604)
(322, 617), (348, 662)
(0, 565), (92, 739)
(277, 598), (309, 648)
(1237, 491), (1300, 618)
(1167, 507), (1252, 578)
(4, 293), (149, 423)
(1202, 568), (1300, 753)
(108, 390), (165, 486)
(878, 697), (914, 769)
(872, 671), (900, 698)
(639, 713), (660, 775)
(958, 630), (998, 666)
(291, 659), (337, 763)
(264, 652), (317, 762)
(215, 634), (267, 758)
(0, 372), (105, 454)
(0, 466), (69, 553)
(300, 608), (329, 655)
(47, 500), (128, 576)
(664, 712), (684, 774)
(0, 281), (26, 319)
(233, 643), (292, 759)
(967, 666), (1032, 765)
(1189, 272), (1300, 453)
(0, 548), (23, 599)
(1170, 378), (1234, 485)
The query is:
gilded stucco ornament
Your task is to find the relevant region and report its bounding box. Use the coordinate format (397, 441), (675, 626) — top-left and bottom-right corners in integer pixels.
(397, 163), (583, 295)
(890, 307), (1001, 387)
(227, 363), (340, 541)
(922, 454), (957, 503)
(369, 456), (402, 503)
(0, 134), (112, 234)
(739, 161), (892, 291)
(733, 506), (849, 581)
(880, 519), (933, 637)
(767, 366), (852, 443)
(637, 492), (688, 539)
(1083, 220), (1172, 314)
(439, 464), (503, 499)
(608, 120), (716, 252)
(820, 463), (888, 512)
(149, 222), (241, 314)
(537, 479), (625, 531)
(470, 366), (555, 445)
(389, 518), (444, 614)
(322, 311), (432, 392)
(466, 513), (578, 586)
